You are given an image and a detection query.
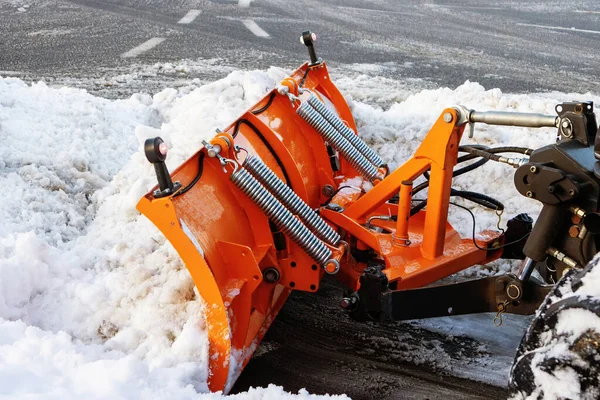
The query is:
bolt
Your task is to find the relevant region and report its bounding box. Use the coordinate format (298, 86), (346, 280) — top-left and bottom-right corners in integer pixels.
(569, 189), (575, 196)
(562, 119), (570, 128)
(530, 166), (538, 173)
(526, 191), (534, 198)
(340, 296), (358, 311)
(322, 184), (335, 198)
(443, 112), (453, 123)
(324, 259), (340, 274)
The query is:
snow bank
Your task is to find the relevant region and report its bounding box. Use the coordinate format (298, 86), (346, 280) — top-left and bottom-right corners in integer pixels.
(0, 69), (350, 399)
(1, 66), (598, 398)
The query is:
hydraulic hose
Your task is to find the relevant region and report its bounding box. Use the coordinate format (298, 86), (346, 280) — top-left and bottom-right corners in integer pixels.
(413, 145), (534, 196)
(410, 189), (505, 216)
(458, 145), (533, 163)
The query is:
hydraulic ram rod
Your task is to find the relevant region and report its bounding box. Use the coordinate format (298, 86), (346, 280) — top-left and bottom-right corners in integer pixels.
(469, 111), (559, 128)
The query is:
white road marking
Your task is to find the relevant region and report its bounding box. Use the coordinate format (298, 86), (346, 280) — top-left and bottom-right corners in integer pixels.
(337, 5), (423, 16)
(517, 23), (600, 35)
(178, 9), (201, 24)
(242, 19), (270, 37)
(238, 0), (252, 7)
(425, 4), (502, 10)
(120, 37), (165, 58)
(0, 70), (25, 76)
(574, 10), (600, 14)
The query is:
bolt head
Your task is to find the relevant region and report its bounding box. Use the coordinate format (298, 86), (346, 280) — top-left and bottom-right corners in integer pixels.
(530, 166), (537, 173)
(568, 189), (575, 196)
(562, 120), (570, 128)
(322, 184), (335, 198)
(340, 298), (351, 309)
(526, 191), (534, 198)
(443, 112), (453, 123)
(324, 260), (340, 274)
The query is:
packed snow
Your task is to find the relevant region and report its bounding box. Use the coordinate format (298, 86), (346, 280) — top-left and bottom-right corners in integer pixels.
(1, 65), (599, 398)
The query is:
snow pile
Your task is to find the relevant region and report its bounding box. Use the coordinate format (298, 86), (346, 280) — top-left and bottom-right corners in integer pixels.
(1, 67), (598, 398)
(0, 69), (349, 399)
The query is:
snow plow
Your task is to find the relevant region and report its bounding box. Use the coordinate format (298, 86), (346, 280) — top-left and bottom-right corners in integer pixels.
(137, 32), (600, 395)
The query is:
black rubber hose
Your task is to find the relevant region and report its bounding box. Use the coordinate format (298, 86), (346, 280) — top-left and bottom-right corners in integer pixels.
(173, 152), (205, 198)
(398, 145), (529, 214)
(252, 92), (276, 115)
(458, 145), (533, 162)
(231, 118), (292, 187)
(409, 189), (505, 216)
(415, 145), (533, 196)
(451, 189), (504, 211)
(418, 157), (489, 194)
(482, 146), (533, 155)
(410, 199), (427, 215)
(459, 146), (504, 162)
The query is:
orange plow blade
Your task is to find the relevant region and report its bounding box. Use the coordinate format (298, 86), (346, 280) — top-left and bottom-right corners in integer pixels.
(137, 62), (362, 391)
(137, 58), (503, 392)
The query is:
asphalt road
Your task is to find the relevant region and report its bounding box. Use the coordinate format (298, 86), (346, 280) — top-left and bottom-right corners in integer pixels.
(2, 0), (600, 96)
(232, 278), (519, 399)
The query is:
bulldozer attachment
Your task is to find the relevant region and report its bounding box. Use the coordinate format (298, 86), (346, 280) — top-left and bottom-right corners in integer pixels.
(136, 56), (504, 391)
(137, 59), (366, 391)
(136, 31), (600, 392)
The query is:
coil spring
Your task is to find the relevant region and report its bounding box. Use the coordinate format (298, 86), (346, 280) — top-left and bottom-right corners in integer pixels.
(307, 94), (385, 168)
(230, 166), (332, 266)
(244, 155), (340, 246)
(297, 101), (380, 182)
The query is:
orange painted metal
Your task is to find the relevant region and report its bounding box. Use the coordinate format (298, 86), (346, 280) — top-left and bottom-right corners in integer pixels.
(325, 108), (501, 291)
(393, 180), (413, 246)
(137, 62), (362, 392)
(137, 62), (504, 393)
(137, 195), (231, 390)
